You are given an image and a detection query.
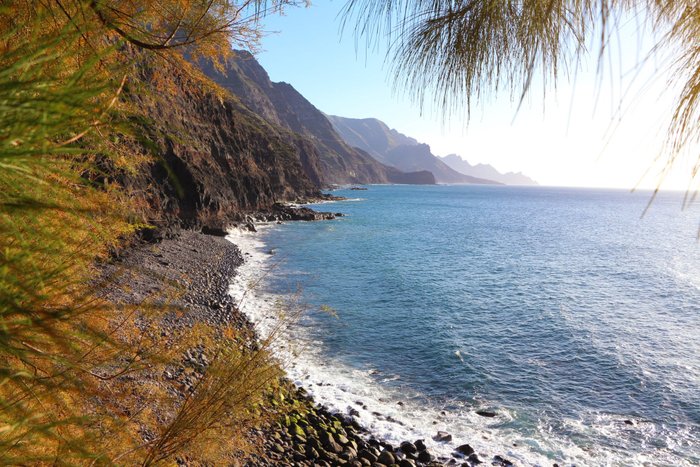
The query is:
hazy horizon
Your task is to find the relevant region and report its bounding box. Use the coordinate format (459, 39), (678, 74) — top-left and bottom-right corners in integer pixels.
(256, 2), (696, 192)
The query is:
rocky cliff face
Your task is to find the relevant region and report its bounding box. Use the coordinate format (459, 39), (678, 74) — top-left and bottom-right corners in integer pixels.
(200, 52), (433, 185)
(329, 115), (499, 185)
(326, 115), (418, 164)
(115, 54), (324, 234)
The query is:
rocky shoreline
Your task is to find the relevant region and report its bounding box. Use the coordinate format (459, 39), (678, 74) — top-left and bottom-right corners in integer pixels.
(103, 203), (514, 466)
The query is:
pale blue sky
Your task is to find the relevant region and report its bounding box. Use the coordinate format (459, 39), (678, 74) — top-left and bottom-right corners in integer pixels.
(255, 2), (694, 190)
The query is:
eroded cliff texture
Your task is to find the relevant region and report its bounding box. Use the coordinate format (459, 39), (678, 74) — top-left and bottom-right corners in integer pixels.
(200, 51), (434, 185)
(116, 54), (324, 233)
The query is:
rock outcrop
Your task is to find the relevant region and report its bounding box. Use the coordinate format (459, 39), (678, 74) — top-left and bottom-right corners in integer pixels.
(113, 54), (325, 235)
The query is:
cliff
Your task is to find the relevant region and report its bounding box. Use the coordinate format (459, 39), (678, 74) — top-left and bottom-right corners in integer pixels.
(325, 115), (418, 164)
(114, 53), (325, 235)
(384, 144), (501, 185)
(328, 115), (498, 184)
(200, 52), (434, 186)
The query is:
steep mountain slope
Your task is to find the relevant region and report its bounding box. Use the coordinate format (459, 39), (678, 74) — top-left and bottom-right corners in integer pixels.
(384, 144), (501, 184)
(441, 154), (539, 186)
(115, 53), (325, 234)
(200, 52), (433, 185)
(326, 115), (417, 164)
(330, 115), (539, 186)
(329, 115), (498, 184)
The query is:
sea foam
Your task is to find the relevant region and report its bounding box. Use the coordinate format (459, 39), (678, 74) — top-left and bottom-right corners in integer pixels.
(226, 226), (572, 466)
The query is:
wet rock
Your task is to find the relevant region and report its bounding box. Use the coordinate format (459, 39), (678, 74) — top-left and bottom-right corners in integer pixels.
(467, 453), (482, 464)
(417, 450), (433, 463)
(455, 444), (474, 456)
(377, 449), (396, 465)
(475, 410), (497, 418)
(400, 441), (417, 454)
(414, 439), (427, 452)
(269, 203), (337, 221)
(433, 431), (452, 442)
(359, 449), (378, 463)
(493, 455), (514, 466)
(201, 225), (228, 237)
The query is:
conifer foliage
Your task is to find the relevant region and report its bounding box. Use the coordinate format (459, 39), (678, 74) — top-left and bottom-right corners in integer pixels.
(0, 1), (294, 463)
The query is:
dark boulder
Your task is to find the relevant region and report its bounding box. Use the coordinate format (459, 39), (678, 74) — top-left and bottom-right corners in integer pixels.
(399, 441), (417, 454)
(493, 455), (514, 466)
(358, 449), (378, 463)
(433, 431), (452, 442)
(467, 453), (482, 464)
(377, 449), (396, 465)
(455, 444), (474, 456)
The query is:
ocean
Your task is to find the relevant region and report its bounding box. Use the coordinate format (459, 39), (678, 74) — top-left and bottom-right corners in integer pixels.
(228, 185), (700, 466)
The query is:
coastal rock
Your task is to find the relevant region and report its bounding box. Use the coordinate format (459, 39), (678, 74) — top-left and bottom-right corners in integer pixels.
(400, 441), (417, 454)
(493, 455), (514, 466)
(433, 431), (452, 442)
(359, 448), (378, 463)
(201, 225), (228, 236)
(116, 55), (326, 236)
(377, 449), (396, 465)
(414, 439), (427, 452)
(266, 203), (337, 221)
(475, 410), (497, 418)
(455, 444), (474, 456)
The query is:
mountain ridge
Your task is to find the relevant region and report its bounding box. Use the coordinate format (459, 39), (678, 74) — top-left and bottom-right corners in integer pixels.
(328, 115), (537, 186)
(327, 115), (495, 184)
(440, 154), (539, 186)
(200, 52), (434, 186)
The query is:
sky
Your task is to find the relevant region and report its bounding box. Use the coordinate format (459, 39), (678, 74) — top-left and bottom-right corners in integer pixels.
(254, 1), (695, 190)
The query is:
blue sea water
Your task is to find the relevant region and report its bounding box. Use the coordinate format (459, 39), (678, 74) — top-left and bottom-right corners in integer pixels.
(256, 185), (700, 466)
